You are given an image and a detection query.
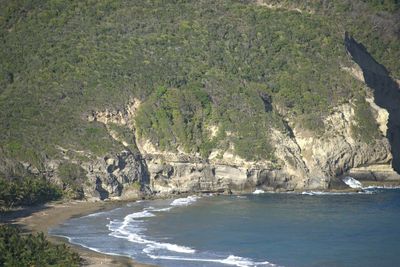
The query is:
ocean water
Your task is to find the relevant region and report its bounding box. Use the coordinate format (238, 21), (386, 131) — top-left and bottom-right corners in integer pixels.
(50, 187), (400, 267)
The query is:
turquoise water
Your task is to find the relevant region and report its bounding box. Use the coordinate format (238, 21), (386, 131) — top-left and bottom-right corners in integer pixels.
(50, 188), (400, 267)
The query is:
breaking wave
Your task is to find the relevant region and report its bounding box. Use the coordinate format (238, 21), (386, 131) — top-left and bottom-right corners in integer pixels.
(342, 176), (363, 188)
(253, 189), (265, 194)
(147, 254), (278, 267)
(170, 195), (199, 206)
(108, 198), (196, 254)
(106, 195), (278, 266)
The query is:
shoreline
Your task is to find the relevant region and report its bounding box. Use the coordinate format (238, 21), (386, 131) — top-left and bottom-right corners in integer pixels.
(2, 181), (400, 266)
(1, 199), (156, 267)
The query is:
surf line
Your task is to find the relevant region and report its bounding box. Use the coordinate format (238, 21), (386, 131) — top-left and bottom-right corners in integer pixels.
(107, 195), (280, 267)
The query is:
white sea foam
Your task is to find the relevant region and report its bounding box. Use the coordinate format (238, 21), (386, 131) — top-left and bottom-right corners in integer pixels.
(51, 234), (125, 257)
(302, 191), (354, 196)
(151, 207), (173, 212)
(301, 190), (376, 195)
(146, 254), (277, 267)
(253, 189), (265, 194)
(108, 209), (196, 254)
(84, 208), (122, 218)
(84, 211), (106, 217)
(220, 255), (276, 267)
(109, 228), (196, 254)
(342, 176), (363, 189)
(108, 194), (277, 265)
(363, 185), (400, 190)
(124, 210), (155, 220)
(170, 195), (199, 206)
(109, 195), (202, 254)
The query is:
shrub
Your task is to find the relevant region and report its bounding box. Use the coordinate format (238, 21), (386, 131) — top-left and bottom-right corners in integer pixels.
(58, 162), (88, 199)
(351, 98), (381, 143)
(0, 225), (80, 266)
(0, 176), (62, 210)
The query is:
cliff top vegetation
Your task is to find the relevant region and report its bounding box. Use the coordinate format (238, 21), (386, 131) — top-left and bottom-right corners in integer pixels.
(0, 0), (397, 170)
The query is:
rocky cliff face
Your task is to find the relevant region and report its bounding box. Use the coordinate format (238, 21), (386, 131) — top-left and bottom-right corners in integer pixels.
(137, 34), (399, 195)
(66, 82), (398, 199)
(11, 35), (400, 200)
(345, 33), (400, 174)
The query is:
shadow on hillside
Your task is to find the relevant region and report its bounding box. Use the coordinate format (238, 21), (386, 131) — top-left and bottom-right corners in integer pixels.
(345, 33), (400, 174)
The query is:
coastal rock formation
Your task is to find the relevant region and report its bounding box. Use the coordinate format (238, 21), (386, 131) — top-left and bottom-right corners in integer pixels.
(3, 34), (399, 200)
(17, 57), (400, 200)
(292, 103), (395, 186)
(74, 86), (398, 198)
(345, 33), (400, 173)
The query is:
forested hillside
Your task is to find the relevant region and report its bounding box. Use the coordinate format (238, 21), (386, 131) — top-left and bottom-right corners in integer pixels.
(0, 0), (399, 201)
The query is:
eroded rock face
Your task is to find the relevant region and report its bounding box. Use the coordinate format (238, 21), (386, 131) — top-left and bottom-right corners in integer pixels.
(34, 92), (399, 199)
(11, 38), (400, 199)
(81, 151), (148, 200)
(37, 150), (148, 200)
(345, 33), (400, 173)
(11, 89), (399, 201)
(145, 158), (298, 194)
(87, 98), (140, 130)
(292, 103), (396, 187)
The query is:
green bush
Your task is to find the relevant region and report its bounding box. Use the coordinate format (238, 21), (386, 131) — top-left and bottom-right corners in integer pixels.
(0, 225), (80, 267)
(0, 176), (62, 210)
(136, 85), (212, 153)
(58, 162), (88, 199)
(351, 98), (381, 143)
(0, 0), (397, 164)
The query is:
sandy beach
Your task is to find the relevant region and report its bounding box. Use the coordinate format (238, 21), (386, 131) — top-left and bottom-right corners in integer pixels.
(1, 200), (156, 267)
(2, 181), (399, 266)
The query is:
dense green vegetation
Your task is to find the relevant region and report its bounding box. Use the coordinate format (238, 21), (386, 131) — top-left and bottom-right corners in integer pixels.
(351, 97), (381, 143)
(58, 162), (88, 199)
(363, 0), (400, 12)
(0, 0), (397, 167)
(0, 225), (80, 266)
(261, 0), (400, 77)
(0, 176), (62, 211)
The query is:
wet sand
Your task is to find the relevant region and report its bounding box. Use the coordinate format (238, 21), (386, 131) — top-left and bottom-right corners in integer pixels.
(1, 200), (156, 267)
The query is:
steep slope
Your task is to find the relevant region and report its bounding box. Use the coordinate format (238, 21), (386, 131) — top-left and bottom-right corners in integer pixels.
(0, 0), (399, 200)
(345, 33), (400, 173)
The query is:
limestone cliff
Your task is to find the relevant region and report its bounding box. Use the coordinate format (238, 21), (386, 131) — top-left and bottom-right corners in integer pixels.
(13, 99), (399, 200)
(9, 35), (400, 200)
(61, 73), (398, 199)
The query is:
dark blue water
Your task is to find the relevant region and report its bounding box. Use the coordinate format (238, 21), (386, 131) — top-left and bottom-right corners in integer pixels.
(50, 189), (400, 267)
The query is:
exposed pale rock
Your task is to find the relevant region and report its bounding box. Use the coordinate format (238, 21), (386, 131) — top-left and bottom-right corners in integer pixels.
(88, 98), (140, 130)
(292, 103), (394, 189)
(206, 124), (219, 139)
(254, 0), (312, 14)
(15, 86), (399, 200)
(348, 164), (400, 181)
(342, 65), (365, 83)
(366, 96), (389, 136)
